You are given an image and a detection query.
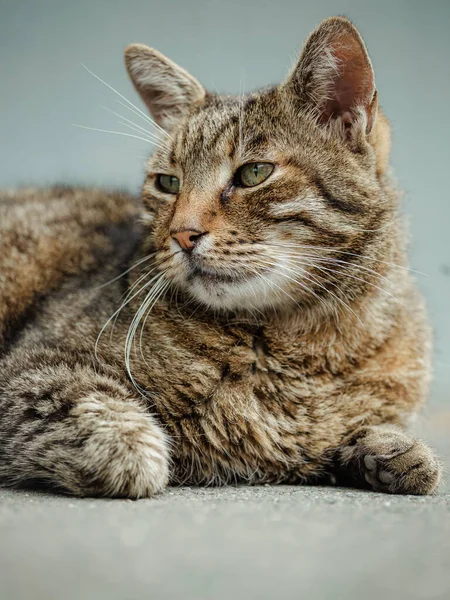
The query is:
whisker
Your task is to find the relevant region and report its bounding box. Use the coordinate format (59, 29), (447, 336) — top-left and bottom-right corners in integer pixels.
(281, 254), (410, 312)
(117, 120), (166, 147)
(139, 277), (171, 364)
(238, 69), (245, 157)
(100, 105), (169, 148)
(270, 247), (411, 301)
(263, 241), (426, 276)
(247, 266), (303, 311)
(266, 247), (396, 292)
(268, 248), (410, 313)
(251, 258), (330, 313)
(95, 252), (157, 290)
(94, 267), (167, 363)
(81, 63), (170, 139)
(255, 254), (363, 326)
(211, 84), (227, 108)
(245, 278), (267, 319)
(113, 250), (175, 311)
(125, 273), (170, 394)
(296, 253), (397, 289)
(124, 274), (167, 391)
(115, 99), (170, 140)
(72, 123), (154, 145)
(108, 268), (158, 342)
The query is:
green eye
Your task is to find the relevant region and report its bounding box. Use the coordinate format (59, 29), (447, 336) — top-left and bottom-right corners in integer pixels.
(156, 174), (180, 194)
(236, 162), (274, 187)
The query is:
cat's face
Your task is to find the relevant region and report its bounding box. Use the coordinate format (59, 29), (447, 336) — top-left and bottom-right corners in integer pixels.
(126, 17), (393, 315)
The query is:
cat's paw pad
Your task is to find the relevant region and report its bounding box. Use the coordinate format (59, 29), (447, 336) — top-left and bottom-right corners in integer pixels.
(358, 429), (441, 495)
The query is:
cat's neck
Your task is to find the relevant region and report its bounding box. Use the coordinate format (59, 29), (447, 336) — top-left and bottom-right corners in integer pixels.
(162, 280), (401, 354)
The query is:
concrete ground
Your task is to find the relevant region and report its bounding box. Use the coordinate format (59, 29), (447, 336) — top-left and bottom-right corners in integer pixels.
(1, 410), (449, 600)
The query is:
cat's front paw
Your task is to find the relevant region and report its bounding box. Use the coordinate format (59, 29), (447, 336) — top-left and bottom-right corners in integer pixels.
(67, 394), (171, 498)
(342, 425), (442, 495)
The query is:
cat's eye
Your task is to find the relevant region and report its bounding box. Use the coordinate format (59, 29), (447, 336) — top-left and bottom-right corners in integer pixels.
(156, 174), (180, 194)
(236, 162), (274, 187)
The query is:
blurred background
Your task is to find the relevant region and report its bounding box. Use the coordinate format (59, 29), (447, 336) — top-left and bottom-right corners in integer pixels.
(1, 0), (449, 407)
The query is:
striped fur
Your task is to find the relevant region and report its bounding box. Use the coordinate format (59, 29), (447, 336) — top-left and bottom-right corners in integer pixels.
(0, 17), (441, 497)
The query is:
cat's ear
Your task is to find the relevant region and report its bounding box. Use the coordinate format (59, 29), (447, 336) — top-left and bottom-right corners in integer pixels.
(124, 44), (205, 131)
(285, 17), (377, 139)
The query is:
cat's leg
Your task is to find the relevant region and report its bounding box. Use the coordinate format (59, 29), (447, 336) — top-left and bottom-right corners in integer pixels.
(0, 361), (170, 497)
(338, 424), (441, 495)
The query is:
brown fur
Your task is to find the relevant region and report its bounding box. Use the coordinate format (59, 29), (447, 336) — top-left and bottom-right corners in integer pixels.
(0, 17), (441, 497)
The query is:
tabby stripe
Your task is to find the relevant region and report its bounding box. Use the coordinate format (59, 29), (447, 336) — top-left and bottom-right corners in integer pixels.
(271, 213), (348, 243)
(314, 177), (365, 215)
(204, 119), (236, 155)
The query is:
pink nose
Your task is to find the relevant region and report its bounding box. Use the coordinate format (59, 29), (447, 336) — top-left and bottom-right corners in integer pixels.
(171, 229), (205, 251)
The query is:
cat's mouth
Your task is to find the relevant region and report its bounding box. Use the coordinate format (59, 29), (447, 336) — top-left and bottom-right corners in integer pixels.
(189, 265), (254, 285)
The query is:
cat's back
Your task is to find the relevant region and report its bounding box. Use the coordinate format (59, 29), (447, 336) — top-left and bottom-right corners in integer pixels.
(0, 186), (141, 348)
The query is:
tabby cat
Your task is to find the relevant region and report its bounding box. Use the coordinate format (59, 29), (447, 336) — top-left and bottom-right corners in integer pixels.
(0, 17), (441, 497)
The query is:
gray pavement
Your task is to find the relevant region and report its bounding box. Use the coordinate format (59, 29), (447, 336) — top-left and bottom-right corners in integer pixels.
(1, 409), (449, 600)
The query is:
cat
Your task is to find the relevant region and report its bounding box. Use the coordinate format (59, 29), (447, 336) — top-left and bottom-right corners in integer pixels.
(0, 16), (441, 497)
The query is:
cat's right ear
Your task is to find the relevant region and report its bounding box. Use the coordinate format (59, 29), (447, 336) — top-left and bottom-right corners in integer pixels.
(124, 44), (205, 132)
(284, 17), (377, 143)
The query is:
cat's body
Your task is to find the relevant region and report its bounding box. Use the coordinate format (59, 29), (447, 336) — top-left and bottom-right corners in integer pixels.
(0, 17), (441, 496)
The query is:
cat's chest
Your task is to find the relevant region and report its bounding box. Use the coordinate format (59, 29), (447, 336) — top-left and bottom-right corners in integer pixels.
(148, 318), (323, 411)
(145, 319), (341, 483)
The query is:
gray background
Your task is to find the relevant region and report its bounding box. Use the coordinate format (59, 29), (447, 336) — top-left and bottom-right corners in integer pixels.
(1, 3), (450, 599)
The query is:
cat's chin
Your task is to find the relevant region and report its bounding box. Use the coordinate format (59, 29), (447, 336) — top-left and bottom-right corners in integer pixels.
(190, 265), (252, 285)
(185, 268), (293, 313)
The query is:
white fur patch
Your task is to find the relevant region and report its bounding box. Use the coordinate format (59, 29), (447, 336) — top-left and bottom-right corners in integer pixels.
(186, 251), (301, 312)
(269, 193), (323, 217)
(216, 162), (232, 190)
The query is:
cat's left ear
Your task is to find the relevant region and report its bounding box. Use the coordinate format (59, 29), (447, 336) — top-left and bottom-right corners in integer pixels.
(125, 44), (205, 131)
(284, 16), (377, 140)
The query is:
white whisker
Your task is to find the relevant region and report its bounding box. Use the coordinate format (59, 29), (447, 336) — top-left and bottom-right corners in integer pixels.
(101, 105), (168, 147)
(125, 273), (170, 394)
(81, 63), (170, 139)
(94, 268), (166, 363)
(256, 253), (363, 326)
(238, 69), (245, 157)
(72, 123), (154, 145)
(117, 120), (166, 147)
(263, 241), (426, 276)
(249, 268), (303, 310)
(139, 278), (171, 363)
(96, 252), (157, 290)
(283, 254), (410, 312)
(115, 99), (170, 140)
(251, 257), (329, 313)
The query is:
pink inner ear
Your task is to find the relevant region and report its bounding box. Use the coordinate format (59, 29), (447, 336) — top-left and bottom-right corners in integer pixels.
(322, 32), (375, 122)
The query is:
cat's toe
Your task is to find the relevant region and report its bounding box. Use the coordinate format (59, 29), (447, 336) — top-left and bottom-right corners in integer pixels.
(361, 438), (441, 495)
(341, 425), (442, 495)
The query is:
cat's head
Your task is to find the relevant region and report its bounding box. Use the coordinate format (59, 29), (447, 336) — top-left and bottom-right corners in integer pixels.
(125, 16), (394, 316)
